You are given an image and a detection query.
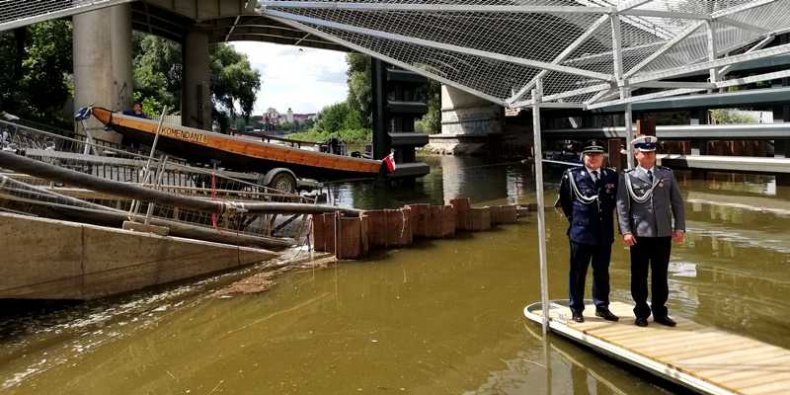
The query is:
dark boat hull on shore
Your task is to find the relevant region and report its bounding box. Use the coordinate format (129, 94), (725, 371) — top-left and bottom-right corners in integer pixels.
(90, 107), (384, 181)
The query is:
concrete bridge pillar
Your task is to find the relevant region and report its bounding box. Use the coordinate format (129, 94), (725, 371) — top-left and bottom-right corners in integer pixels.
(73, 4), (133, 142)
(182, 29), (212, 130)
(440, 85), (502, 136)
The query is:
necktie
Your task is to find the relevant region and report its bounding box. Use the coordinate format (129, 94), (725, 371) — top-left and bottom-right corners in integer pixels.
(647, 170), (654, 183)
(591, 170), (600, 186)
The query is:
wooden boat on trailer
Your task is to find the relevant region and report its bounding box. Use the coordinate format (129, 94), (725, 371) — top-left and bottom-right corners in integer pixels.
(89, 107), (386, 189)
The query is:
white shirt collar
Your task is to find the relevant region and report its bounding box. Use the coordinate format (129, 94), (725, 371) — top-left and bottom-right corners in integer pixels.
(585, 166), (602, 178)
(638, 165), (656, 174)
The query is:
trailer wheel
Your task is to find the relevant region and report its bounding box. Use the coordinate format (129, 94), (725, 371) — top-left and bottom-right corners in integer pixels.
(268, 171), (297, 194)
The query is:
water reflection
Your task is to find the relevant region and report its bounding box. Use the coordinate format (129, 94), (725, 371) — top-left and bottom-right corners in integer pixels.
(327, 156), (541, 210)
(470, 325), (673, 395)
(685, 171), (782, 196)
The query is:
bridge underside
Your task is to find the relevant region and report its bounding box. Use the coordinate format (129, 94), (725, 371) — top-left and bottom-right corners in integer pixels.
(130, 2), (346, 51)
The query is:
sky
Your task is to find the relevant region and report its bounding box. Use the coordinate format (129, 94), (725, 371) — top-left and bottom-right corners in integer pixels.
(230, 41), (350, 115)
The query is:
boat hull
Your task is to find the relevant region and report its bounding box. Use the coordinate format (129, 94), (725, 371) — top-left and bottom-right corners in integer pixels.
(91, 107), (383, 181)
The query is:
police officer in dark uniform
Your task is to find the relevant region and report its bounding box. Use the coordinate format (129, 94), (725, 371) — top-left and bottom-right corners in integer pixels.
(559, 140), (620, 323)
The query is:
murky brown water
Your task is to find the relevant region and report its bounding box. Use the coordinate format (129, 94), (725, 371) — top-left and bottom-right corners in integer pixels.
(1, 156), (789, 394)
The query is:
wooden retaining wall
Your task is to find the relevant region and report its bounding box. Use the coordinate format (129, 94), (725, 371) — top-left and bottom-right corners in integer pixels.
(312, 198), (529, 260)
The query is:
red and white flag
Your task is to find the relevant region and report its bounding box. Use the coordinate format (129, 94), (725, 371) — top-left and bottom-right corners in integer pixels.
(382, 152), (396, 173)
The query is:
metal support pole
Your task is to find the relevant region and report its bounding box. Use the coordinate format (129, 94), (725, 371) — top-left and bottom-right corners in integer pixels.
(705, 20), (718, 83)
(141, 106), (169, 184)
(130, 106), (168, 218)
(144, 155), (169, 226)
(610, 14), (623, 80)
(613, 14), (634, 170)
(80, 119), (97, 156)
(621, 88), (635, 169)
(532, 80), (550, 335)
(542, 335), (553, 395)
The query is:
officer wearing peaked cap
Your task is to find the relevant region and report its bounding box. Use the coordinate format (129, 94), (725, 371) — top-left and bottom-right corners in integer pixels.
(616, 135), (686, 328)
(559, 140), (620, 323)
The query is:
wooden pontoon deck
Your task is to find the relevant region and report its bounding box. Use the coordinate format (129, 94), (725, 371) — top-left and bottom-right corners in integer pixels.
(90, 107), (384, 180)
(524, 300), (790, 395)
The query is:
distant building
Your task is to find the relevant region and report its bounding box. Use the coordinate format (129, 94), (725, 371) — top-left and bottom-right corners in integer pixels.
(256, 107), (318, 129)
(292, 113), (316, 125)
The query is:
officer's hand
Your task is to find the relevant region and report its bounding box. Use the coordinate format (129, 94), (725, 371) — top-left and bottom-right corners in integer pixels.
(623, 233), (636, 246)
(672, 230), (685, 244)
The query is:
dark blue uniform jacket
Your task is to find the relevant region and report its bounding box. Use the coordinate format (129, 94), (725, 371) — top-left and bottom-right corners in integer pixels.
(559, 167), (618, 245)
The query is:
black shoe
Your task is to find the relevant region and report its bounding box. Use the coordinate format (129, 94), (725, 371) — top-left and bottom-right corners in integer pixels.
(634, 317), (648, 327)
(654, 316), (677, 327)
(571, 312), (584, 323)
(595, 308), (620, 322)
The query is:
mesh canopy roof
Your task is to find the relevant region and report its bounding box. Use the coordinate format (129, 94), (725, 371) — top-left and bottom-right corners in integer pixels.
(3, 0), (790, 109)
(0, 1), (135, 31)
(257, 0), (790, 109)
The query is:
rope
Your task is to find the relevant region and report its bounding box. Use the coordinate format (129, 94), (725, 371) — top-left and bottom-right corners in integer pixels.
(624, 172), (659, 204)
(566, 170), (598, 206)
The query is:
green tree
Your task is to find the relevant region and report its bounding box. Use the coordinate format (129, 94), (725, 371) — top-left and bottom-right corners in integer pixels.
(287, 101), (369, 143)
(709, 109), (757, 125)
(277, 121), (297, 131)
(316, 101), (362, 133)
(0, 21), (73, 126)
(416, 81), (441, 133)
(346, 52), (372, 128)
(0, 30), (24, 114)
(130, 36), (261, 133)
(210, 44), (261, 132)
(23, 21), (73, 118)
(131, 32), (182, 116)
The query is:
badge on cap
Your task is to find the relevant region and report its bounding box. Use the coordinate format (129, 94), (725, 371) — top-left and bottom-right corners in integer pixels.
(632, 135), (658, 152)
(582, 139), (606, 154)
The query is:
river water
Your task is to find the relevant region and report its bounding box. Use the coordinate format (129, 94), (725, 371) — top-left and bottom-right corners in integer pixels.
(1, 155), (788, 394)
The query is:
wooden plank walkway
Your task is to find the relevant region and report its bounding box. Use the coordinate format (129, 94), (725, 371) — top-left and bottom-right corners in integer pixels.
(524, 301), (790, 395)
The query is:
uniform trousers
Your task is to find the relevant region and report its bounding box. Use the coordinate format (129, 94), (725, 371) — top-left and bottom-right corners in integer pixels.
(630, 236), (672, 319)
(568, 241), (611, 313)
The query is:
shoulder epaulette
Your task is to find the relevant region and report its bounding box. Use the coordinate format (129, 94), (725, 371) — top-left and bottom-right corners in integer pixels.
(658, 165), (672, 171)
